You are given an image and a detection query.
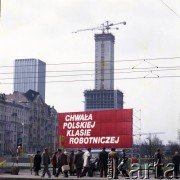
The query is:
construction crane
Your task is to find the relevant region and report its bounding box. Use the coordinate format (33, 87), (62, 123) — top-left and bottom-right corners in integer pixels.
(133, 132), (165, 144)
(133, 132), (165, 137)
(133, 132), (165, 158)
(72, 20), (126, 34)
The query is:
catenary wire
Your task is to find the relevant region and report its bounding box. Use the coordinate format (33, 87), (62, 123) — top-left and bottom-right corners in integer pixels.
(0, 56), (180, 68)
(0, 67), (180, 80)
(1, 75), (180, 85)
(160, 0), (180, 19)
(1, 65), (180, 75)
(0, 56), (180, 84)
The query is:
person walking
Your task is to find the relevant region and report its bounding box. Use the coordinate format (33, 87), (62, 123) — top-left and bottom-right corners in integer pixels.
(119, 149), (129, 177)
(82, 148), (92, 177)
(154, 148), (164, 179)
(33, 150), (41, 176)
(108, 148), (119, 179)
(51, 151), (58, 176)
(172, 151), (180, 179)
(41, 148), (51, 178)
(55, 149), (62, 177)
(74, 149), (84, 178)
(98, 147), (108, 178)
(69, 150), (75, 176)
(60, 150), (70, 177)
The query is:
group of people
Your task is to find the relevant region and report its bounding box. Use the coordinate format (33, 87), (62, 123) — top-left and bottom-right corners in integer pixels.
(154, 148), (180, 179)
(33, 148), (51, 178)
(33, 147), (180, 179)
(32, 147), (122, 178)
(33, 147), (92, 178)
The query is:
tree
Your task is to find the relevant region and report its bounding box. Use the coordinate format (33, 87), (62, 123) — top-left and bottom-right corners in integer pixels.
(140, 135), (163, 158)
(166, 141), (180, 157)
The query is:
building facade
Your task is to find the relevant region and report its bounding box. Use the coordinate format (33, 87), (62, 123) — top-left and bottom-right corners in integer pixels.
(45, 106), (58, 153)
(14, 59), (46, 101)
(84, 33), (124, 111)
(84, 89), (123, 111)
(94, 33), (115, 90)
(0, 91), (58, 156)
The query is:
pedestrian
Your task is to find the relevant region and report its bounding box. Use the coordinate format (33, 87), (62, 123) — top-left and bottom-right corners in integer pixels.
(108, 148), (119, 179)
(51, 151), (58, 176)
(172, 151), (180, 179)
(69, 150), (75, 176)
(88, 156), (98, 177)
(82, 148), (92, 177)
(74, 149), (84, 178)
(55, 149), (62, 177)
(98, 147), (108, 178)
(154, 148), (164, 179)
(41, 148), (51, 178)
(60, 150), (70, 177)
(33, 150), (41, 176)
(119, 149), (129, 177)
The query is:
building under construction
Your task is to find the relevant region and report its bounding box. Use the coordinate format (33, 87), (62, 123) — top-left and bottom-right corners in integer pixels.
(83, 21), (125, 111)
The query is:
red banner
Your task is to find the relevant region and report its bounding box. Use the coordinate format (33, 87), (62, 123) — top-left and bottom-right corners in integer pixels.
(58, 109), (133, 149)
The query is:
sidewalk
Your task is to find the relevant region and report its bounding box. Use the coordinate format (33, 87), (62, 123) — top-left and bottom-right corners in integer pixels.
(0, 169), (106, 180)
(0, 169), (159, 180)
(0, 173), (159, 180)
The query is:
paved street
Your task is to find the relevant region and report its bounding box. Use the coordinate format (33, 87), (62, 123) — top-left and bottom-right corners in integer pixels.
(0, 169), (108, 180)
(0, 169), (161, 180)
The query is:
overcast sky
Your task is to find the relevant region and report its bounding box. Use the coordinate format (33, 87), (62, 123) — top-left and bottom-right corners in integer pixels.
(0, 0), (180, 144)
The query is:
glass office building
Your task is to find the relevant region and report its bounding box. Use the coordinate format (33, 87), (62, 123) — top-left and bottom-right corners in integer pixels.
(14, 59), (46, 101)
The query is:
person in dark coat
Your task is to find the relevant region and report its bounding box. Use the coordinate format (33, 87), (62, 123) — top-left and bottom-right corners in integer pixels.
(154, 148), (164, 179)
(33, 150), (41, 176)
(119, 149), (129, 177)
(98, 147), (108, 178)
(74, 149), (84, 178)
(51, 151), (58, 176)
(55, 149), (62, 177)
(108, 148), (119, 179)
(172, 151), (180, 178)
(69, 150), (75, 176)
(59, 150), (70, 177)
(41, 148), (51, 178)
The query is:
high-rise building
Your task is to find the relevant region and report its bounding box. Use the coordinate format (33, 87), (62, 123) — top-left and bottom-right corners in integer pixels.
(94, 33), (115, 90)
(84, 89), (123, 110)
(14, 59), (46, 101)
(84, 33), (124, 111)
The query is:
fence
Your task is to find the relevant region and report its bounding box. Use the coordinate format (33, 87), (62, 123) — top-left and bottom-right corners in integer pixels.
(0, 157), (33, 174)
(0, 156), (176, 174)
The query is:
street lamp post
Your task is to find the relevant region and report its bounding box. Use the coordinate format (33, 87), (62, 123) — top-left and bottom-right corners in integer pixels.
(21, 122), (24, 157)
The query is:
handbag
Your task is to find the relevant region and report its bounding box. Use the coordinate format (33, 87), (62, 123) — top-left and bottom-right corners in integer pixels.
(61, 164), (70, 172)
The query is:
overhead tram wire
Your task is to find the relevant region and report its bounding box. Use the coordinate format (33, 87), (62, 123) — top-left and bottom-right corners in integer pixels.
(160, 0), (180, 19)
(1, 56), (180, 83)
(1, 64), (180, 75)
(46, 56), (180, 65)
(0, 56), (180, 68)
(1, 66), (180, 81)
(1, 74), (180, 85)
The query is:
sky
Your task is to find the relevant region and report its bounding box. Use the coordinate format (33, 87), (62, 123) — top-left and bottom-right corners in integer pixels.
(0, 0), (180, 144)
